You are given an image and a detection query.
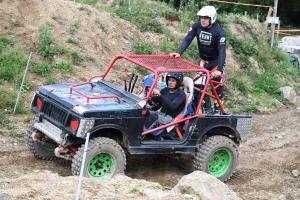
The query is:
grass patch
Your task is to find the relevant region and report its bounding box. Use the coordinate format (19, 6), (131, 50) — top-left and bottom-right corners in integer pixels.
(0, 87), (25, 114)
(45, 76), (57, 85)
(129, 188), (139, 193)
(0, 110), (14, 130)
(77, 0), (99, 4)
(95, 18), (107, 31)
(38, 25), (55, 59)
(0, 38), (28, 84)
(71, 51), (82, 65)
(58, 60), (72, 74)
(133, 41), (153, 54)
(111, 0), (171, 33)
(67, 36), (79, 44)
(79, 5), (92, 15)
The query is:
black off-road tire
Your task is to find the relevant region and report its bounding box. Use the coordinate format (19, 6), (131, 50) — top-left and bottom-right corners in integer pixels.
(26, 117), (58, 160)
(71, 137), (126, 180)
(193, 135), (238, 182)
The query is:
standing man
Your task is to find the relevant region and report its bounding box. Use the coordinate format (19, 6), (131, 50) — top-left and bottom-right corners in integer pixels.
(143, 72), (186, 140)
(169, 5), (226, 114)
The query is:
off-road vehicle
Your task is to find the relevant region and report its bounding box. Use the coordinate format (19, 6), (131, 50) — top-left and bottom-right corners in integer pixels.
(26, 55), (252, 182)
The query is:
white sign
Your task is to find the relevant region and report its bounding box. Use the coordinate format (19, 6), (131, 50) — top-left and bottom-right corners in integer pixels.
(268, 17), (279, 24)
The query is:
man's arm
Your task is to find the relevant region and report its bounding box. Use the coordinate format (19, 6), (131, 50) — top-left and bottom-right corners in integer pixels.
(217, 29), (226, 73)
(176, 23), (198, 56)
(160, 91), (185, 111)
(169, 22), (199, 58)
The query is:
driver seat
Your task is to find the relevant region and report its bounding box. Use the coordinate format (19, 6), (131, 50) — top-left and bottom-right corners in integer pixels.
(152, 77), (194, 139)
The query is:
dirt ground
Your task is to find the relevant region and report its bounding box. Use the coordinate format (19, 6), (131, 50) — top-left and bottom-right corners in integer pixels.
(0, 0), (300, 199)
(1, 108), (299, 199)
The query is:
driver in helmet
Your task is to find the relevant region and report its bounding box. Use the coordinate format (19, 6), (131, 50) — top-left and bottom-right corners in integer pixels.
(169, 5), (226, 115)
(143, 72), (186, 140)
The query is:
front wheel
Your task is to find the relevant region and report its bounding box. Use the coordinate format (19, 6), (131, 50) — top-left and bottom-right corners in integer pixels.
(71, 137), (126, 180)
(26, 117), (58, 160)
(193, 135), (238, 182)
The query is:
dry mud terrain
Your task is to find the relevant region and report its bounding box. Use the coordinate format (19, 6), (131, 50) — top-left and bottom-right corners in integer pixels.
(0, 0), (300, 199)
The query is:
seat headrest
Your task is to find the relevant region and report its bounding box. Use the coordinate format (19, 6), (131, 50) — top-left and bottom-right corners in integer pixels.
(182, 77), (194, 93)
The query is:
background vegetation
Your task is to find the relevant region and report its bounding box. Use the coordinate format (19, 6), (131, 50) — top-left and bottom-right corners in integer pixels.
(163, 0), (300, 29)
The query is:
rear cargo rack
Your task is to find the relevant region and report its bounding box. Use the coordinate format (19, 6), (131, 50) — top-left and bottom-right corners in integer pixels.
(70, 82), (121, 104)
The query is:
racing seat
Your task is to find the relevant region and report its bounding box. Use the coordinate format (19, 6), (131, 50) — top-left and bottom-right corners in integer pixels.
(152, 77), (194, 139)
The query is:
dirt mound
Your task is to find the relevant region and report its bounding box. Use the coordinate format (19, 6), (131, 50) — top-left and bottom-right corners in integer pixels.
(0, 0), (300, 200)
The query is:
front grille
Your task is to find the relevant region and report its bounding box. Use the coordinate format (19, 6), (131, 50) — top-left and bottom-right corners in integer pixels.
(42, 101), (69, 125)
(122, 111), (131, 117)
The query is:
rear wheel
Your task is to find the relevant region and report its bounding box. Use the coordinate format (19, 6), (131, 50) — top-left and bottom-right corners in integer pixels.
(71, 137), (126, 180)
(26, 117), (58, 160)
(193, 135), (238, 182)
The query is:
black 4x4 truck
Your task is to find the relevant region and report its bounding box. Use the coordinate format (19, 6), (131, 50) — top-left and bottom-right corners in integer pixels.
(26, 55), (252, 182)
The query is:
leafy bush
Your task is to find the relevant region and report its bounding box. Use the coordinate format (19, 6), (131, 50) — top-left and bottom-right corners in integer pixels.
(112, 1), (169, 33)
(71, 51), (82, 65)
(38, 26), (55, 59)
(133, 41), (153, 54)
(0, 47), (28, 83)
(58, 60), (72, 74)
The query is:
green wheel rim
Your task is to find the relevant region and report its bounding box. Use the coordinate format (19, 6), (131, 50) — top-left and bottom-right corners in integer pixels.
(208, 149), (231, 177)
(42, 144), (56, 151)
(88, 153), (114, 180)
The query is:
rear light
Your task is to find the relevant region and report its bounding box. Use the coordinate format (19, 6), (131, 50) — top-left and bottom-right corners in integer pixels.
(70, 119), (79, 131)
(37, 97), (43, 110)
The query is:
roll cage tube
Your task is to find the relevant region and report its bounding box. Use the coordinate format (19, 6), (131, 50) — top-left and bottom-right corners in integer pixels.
(86, 54), (225, 113)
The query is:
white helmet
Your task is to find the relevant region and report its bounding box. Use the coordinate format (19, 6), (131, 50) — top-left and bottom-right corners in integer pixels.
(197, 6), (217, 24)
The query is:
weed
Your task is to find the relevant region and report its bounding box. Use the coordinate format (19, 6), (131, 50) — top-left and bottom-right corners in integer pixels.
(58, 60), (72, 74)
(74, 20), (81, 28)
(45, 77), (57, 85)
(67, 36), (79, 44)
(129, 188), (139, 193)
(79, 5), (92, 15)
(71, 51), (82, 65)
(232, 15), (243, 24)
(20, 79), (32, 92)
(133, 41), (153, 54)
(95, 18), (106, 31)
(0, 47), (28, 83)
(24, 116), (33, 123)
(54, 44), (69, 55)
(69, 27), (77, 35)
(12, 19), (22, 27)
(0, 36), (10, 51)
(133, 65), (149, 76)
(248, 143), (256, 147)
(38, 25), (55, 59)
(77, 0), (99, 4)
(10, 131), (24, 138)
(30, 62), (52, 77)
(114, 32), (121, 39)
(112, 1), (168, 33)
(228, 76), (248, 96)
(160, 38), (176, 54)
(0, 87), (24, 114)
(52, 14), (66, 25)
(86, 55), (97, 63)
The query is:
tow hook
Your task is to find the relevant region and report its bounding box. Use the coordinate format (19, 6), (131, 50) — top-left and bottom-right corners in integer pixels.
(54, 147), (68, 157)
(32, 132), (42, 141)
